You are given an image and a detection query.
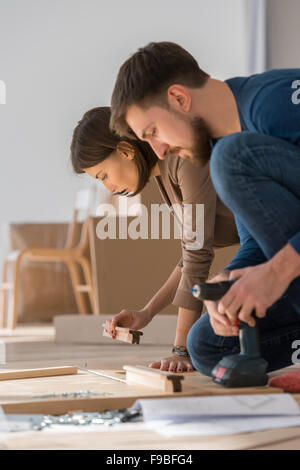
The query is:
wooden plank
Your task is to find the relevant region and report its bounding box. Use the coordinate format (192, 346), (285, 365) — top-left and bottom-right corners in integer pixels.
(2, 421), (300, 451)
(102, 325), (143, 344)
(250, 431), (300, 450)
(0, 368), (282, 415)
(124, 365), (183, 392)
(0, 366), (78, 381)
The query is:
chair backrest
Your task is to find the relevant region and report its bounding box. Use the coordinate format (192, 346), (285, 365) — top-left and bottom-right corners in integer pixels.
(65, 187), (96, 252)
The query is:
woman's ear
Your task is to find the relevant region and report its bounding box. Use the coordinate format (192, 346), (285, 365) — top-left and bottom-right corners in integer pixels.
(116, 141), (135, 160)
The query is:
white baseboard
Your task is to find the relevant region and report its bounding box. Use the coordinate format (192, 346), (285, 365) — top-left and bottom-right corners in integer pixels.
(54, 314), (178, 345)
(0, 341), (6, 365)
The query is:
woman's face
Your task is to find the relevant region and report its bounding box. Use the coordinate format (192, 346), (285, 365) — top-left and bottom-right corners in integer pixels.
(84, 145), (139, 195)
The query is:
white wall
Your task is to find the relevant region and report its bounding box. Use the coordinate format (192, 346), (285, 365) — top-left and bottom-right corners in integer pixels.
(266, 0), (300, 69)
(0, 0), (251, 263)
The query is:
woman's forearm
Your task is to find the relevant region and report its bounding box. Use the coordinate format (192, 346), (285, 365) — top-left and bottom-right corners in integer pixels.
(174, 307), (202, 346)
(142, 265), (182, 319)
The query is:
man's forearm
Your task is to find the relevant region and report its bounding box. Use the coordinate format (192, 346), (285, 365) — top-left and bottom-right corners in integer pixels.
(142, 265), (182, 319)
(173, 307), (202, 347)
(269, 242), (300, 285)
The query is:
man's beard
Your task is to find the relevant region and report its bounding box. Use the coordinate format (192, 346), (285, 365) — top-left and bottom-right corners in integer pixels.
(166, 116), (212, 167)
(189, 116), (212, 166)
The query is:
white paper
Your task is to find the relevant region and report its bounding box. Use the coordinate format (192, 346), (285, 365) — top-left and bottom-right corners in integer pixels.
(0, 407), (29, 432)
(133, 394), (300, 438)
(134, 394), (300, 422)
(145, 415), (300, 438)
(0, 408), (45, 433)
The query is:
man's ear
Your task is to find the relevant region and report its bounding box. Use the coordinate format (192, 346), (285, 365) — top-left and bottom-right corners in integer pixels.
(167, 84), (192, 113)
(117, 141), (135, 160)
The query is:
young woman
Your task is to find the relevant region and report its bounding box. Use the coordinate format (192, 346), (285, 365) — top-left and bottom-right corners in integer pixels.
(70, 107), (239, 372)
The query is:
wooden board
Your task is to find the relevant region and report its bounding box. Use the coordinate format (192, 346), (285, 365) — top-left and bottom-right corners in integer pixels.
(2, 418), (300, 451)
(0, 368), (282, 415)
(102, 326), (143, 344)
(0, 366), (77, 381)
(124, 365), (184, 392)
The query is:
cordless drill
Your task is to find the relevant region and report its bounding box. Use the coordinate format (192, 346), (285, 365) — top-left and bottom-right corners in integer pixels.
(191, 280), (268, 388)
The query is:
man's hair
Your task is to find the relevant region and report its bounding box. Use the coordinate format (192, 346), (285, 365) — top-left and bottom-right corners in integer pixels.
(110, 41), (210, 137)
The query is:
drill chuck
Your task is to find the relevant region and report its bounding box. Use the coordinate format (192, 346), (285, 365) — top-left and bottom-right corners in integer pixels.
(191, 280), (236, 301)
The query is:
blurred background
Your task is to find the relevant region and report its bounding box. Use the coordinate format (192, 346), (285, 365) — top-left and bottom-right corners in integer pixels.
(0, 0), (299, 323)
(0, 0), (300, 262)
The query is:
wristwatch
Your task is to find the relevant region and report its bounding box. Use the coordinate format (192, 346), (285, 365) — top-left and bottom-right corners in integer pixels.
(172, 345), (190, 357)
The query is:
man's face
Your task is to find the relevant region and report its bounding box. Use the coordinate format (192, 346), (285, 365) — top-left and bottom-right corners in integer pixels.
(126, 104), (212, 165)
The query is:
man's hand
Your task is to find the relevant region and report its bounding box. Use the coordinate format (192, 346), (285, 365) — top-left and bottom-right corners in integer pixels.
(149, 355), (194, 373)
(104, 308), (153, 338)
(218, 261), (291, 326)
(205, 271), (239, 337)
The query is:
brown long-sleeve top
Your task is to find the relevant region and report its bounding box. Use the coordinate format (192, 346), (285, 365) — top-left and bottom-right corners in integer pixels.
(154, 155), (240, 312)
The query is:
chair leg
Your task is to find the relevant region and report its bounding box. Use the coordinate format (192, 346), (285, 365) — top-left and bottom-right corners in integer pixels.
(66, 260), (89, 315)
(77, 257), (98, 315)
(0, 260), (9, 328)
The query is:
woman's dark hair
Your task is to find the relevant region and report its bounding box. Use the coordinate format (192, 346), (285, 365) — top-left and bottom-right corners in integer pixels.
(70, 107), (158, 197)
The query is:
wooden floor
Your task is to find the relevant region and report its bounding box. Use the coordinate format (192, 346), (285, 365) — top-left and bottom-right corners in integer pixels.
(0, 323), (300, 450)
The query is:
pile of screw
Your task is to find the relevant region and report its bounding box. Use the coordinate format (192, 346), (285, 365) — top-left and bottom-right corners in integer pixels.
(32, 390), (112, 399)
(34, 409), (142, 431)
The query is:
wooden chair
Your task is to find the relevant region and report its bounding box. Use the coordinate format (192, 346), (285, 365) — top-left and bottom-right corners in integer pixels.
(0, 188), (98, 329)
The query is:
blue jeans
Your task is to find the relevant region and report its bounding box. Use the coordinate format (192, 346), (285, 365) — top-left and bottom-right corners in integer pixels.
(187, 132), (300, 376)
(187, 296), (300, 376)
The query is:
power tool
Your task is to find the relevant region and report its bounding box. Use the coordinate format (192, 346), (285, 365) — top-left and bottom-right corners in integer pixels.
(191, 280), (268, 388)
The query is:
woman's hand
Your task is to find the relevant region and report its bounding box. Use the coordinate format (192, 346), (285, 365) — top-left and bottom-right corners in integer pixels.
(149, 355), (194, 373)
(104, 308), (153, 338)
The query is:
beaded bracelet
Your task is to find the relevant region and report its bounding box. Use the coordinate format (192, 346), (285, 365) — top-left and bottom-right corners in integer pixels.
(172, 345), (190, 357)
